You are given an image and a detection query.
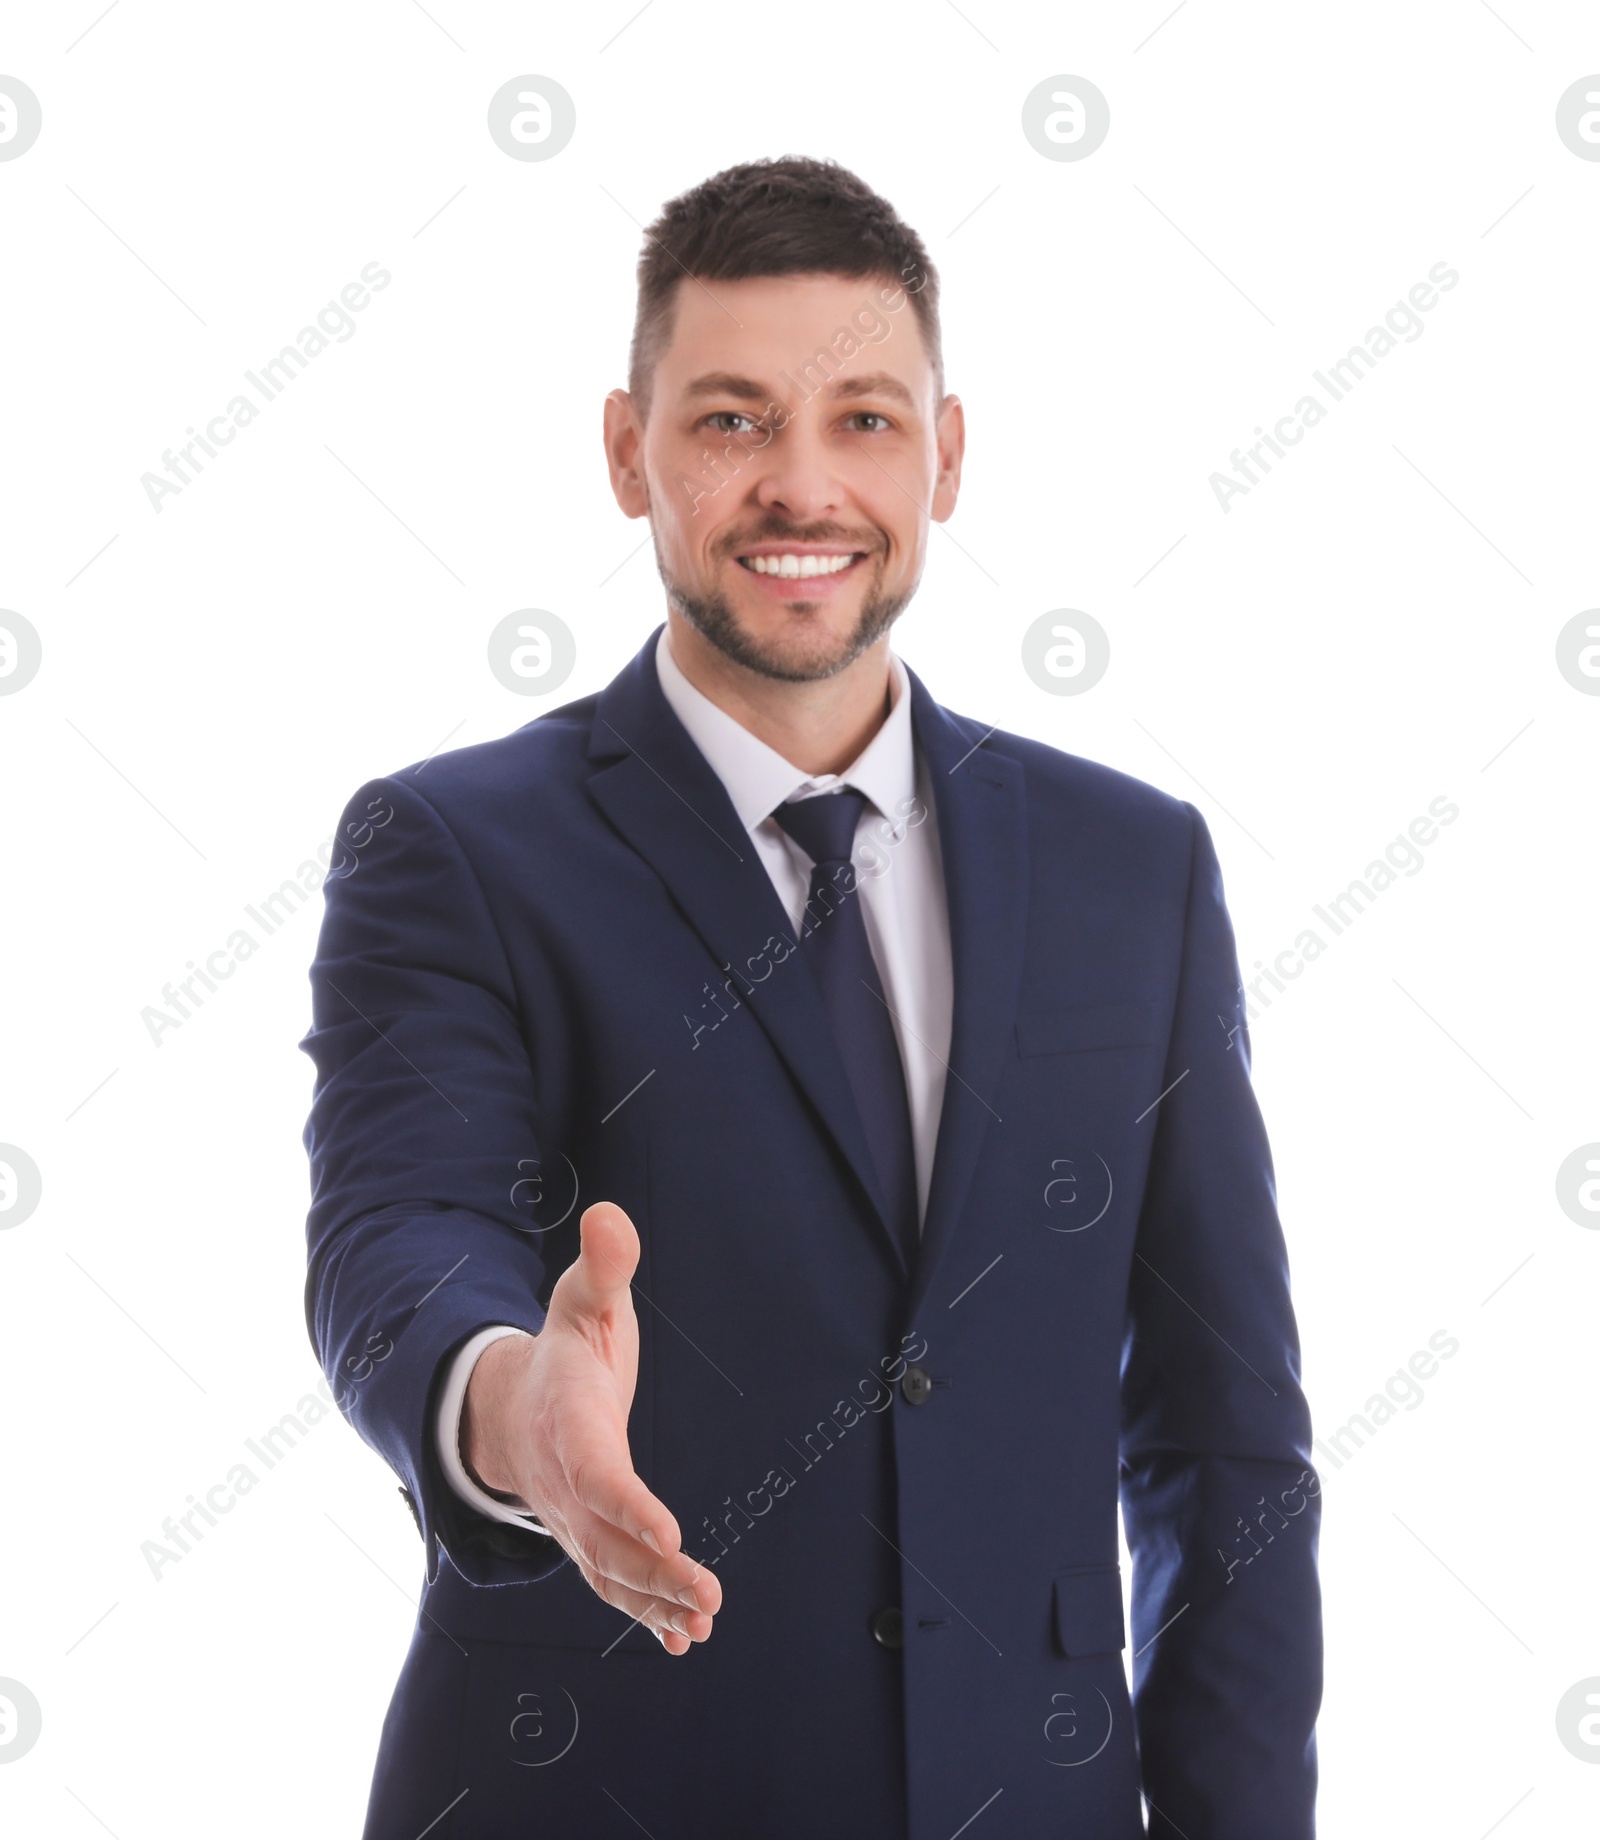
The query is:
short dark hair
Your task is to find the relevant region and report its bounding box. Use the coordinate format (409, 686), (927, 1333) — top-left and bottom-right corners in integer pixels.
(628, 156), (942, 422)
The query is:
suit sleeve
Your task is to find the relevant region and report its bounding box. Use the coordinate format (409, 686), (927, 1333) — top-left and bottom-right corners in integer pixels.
(299, 773), (567, 1588)
(1120, 801), (1323, 1838)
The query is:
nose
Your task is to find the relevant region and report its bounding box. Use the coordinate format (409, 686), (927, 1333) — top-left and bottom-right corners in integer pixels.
(751, 416), (847, 524)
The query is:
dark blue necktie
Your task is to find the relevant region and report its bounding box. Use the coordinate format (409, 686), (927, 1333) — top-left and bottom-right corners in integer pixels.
(770, 788), (920, 1270)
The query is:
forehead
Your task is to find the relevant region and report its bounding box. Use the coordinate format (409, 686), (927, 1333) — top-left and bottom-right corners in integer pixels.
(654, 271), (932, 397)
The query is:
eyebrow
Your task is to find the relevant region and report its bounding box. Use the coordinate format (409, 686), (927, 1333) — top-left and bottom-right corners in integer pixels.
(682, 372), (769, 402)
(833, 372), (918, 410)
(682, 369), (918, 411)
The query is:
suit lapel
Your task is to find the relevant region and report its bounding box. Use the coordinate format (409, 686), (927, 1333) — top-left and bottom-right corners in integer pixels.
(904, 667), (1030, 1321)
(585, 626), (912, 1276)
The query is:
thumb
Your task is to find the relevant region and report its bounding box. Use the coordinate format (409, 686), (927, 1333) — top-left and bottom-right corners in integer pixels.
(551, 1201), (641, 1322)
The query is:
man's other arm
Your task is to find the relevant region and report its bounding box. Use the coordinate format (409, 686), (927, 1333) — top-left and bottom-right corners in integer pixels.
(300, 774), (565, 1587)
(1120, 801), (1323, 1838)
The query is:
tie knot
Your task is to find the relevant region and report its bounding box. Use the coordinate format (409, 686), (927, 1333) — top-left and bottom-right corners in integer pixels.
(770, 786), (868, 867)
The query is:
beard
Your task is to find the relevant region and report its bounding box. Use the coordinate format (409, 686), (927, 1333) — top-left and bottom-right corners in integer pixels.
(657, 546), (915, 684)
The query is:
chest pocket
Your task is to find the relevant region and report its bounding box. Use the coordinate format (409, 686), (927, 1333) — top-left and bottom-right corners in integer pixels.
(1015, 1000), (1164, 1059)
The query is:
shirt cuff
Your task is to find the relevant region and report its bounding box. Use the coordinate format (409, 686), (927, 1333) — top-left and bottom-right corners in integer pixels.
(435, 1322), (555, 1536)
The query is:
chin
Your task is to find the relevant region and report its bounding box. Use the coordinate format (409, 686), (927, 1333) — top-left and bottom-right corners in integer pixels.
(740, 604), (882, 678)
(671, 591), (891, 685)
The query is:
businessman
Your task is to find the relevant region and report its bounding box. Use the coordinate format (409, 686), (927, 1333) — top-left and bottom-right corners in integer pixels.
(301, 156), (1322, 1838)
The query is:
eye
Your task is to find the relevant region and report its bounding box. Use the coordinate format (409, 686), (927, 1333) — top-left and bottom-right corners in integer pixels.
(704, 411), (763, 437)
(846, 412), (892, 433)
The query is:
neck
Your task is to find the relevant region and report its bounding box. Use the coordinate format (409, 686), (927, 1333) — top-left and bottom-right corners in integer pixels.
(663, 611), (895, 777)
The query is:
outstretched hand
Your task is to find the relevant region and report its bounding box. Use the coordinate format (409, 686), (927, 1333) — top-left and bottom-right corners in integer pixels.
(462, 1201), (721, 1655)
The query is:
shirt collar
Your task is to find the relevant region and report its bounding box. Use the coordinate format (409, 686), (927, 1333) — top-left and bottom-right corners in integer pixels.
(654, 622), (916, 831)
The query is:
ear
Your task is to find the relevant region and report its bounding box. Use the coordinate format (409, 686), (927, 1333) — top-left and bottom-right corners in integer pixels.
(603, 388), (650, 519)
(930, 393), (965, 523)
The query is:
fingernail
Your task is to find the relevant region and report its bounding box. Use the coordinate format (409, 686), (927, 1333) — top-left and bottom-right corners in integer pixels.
(677, 1586), (702, 1609)
(669, 1610), (689, 1635)
(639, 1528), (662, 1554)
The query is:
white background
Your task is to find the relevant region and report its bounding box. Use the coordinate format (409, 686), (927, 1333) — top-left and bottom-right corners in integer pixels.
(2, 1), (1596, 1832)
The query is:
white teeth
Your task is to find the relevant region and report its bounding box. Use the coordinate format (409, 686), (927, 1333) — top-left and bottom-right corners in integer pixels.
(744, 552), (857, 577)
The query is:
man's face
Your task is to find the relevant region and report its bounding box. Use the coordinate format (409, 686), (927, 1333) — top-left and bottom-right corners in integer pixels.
(605, 272), (963, 683)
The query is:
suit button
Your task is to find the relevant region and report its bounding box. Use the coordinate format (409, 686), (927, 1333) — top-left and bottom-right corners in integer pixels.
(900, 1364), (933, 1406)
(871, 1606), (903, 1649)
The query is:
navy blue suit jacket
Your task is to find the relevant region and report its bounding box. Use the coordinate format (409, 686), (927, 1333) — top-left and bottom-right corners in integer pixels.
(300, 623), (1321, 1838)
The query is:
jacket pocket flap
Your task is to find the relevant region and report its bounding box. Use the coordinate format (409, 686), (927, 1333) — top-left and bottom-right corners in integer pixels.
(425, 1543), (658, 1653)
(1017, 1001), (1163, 1058)
(1052, 1563), (1125, 1659)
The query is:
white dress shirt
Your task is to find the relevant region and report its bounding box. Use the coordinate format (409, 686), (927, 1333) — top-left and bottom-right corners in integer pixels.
(435, 624), (954, 1532)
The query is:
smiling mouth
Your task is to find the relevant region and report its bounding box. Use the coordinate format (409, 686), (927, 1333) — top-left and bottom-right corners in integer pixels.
(735, 551), (867, 579)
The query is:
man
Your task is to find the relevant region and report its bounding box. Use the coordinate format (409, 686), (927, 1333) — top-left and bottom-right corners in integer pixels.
(301, 156), (1321, 1839)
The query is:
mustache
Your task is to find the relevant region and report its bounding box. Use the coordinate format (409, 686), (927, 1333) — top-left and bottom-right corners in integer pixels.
(724, 528), (879, 552)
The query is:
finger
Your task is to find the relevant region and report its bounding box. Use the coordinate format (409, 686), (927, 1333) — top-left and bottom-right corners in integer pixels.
(552, 1202), (640, 1319)
(595, 1574), (714, 1645)
(574, 1508), (723, 1619)
(537, 1427), (713, 1610)
(558, 1437), (687, 1565)
(586, 1571), (709, 1647)
(563, 1525), (717, 1643)
(536, 1432), (722, 1619)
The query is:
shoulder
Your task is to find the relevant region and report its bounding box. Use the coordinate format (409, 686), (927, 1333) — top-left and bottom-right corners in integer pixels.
(337, 692), (602, 834)
(317, 693), (604, 885)
(927, 698), (1199, 858)
(389, 691), (600, 805)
